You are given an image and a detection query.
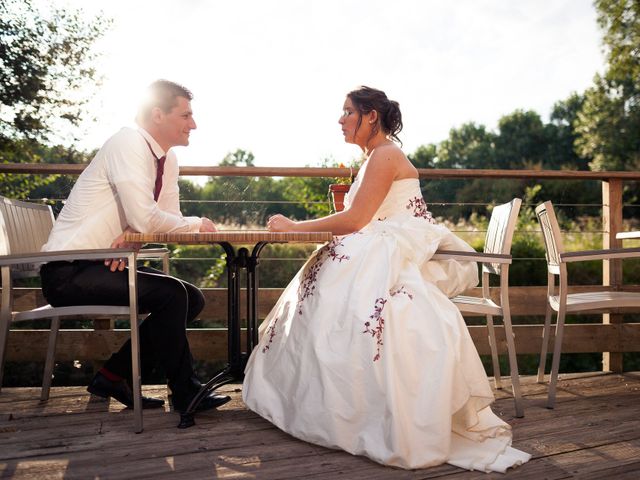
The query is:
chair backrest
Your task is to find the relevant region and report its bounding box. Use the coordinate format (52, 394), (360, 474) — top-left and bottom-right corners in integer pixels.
(0, 196), (55, 274)
(535, 201), (564, 275)
(483, 198), (522, 275)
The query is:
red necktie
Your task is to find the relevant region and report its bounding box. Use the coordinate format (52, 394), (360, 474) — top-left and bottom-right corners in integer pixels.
(143, 139), (166, 201)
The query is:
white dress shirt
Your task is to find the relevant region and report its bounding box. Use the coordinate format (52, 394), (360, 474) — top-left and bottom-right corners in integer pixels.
(43, 127), (202, 252)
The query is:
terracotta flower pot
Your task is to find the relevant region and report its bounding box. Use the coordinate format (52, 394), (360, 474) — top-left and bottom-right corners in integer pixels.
(328, 184), (351, 212)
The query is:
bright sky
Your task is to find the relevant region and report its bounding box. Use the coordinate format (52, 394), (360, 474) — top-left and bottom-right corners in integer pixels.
(52, 0), (604, 169)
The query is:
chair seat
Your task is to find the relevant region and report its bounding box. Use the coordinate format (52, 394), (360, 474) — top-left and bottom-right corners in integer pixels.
(549, 291), (640, 313)
(13, 304), (131, 322)
(452, 295), (502, 316)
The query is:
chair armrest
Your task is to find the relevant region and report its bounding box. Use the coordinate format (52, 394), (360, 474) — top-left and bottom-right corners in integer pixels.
(432, 250), (512, 264)
(560, 247), (640, 263)
(0, 248), (136, 267)
(137, 247), (170, 259)
(137, 247), (170, 274)
(616, 232), (640, 240)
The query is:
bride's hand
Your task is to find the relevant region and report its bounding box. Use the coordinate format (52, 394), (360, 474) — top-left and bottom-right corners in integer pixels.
(267, 214), (296, 232)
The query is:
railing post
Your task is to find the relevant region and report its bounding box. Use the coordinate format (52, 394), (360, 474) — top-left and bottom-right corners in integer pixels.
(602, 178), (623, 373)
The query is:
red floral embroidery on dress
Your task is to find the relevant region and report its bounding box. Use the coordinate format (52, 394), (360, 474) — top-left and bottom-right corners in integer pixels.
(297, 257), (323, 315)
(262, 316), (279, 353)
(390, 285), (414, 300)
(363, 298), (387, 361)
(296, 236), (352, 315)
(326, 236), (351, 262)
(407, 197), (436, 224)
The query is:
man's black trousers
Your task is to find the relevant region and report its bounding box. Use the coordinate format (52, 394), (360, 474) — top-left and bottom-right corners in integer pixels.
(40, 260), (204, 394)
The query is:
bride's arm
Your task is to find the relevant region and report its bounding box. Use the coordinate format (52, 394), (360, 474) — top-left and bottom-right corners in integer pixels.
(268, 152), (399, 235)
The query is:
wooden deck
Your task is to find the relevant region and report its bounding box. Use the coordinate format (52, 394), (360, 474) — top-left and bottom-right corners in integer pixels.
(1, 372), (639, 479)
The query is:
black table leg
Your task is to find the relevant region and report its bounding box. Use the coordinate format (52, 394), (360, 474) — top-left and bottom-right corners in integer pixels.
(226, 244), (244, 378)
(246, 242), (267, 353)
(179, 241), (266, 428)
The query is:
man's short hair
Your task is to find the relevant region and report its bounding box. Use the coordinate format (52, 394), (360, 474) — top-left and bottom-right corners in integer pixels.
(136, 80), (193, 122)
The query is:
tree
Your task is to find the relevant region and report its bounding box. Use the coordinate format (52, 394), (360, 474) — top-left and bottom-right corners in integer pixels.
(1, 0), (110, 142)
(408, 144), (438, 169)
(409, 104), (602, 219)
(537, 94), (601, 214)
(194, 149), (309, 225)
(436, 122), (496, 169)
(0, 0), (110, 199)
(219, 149), (255, 167)
(546, 93), (590, 170)
(574, 0), (640, 171)
(494, 110), (551, 170)
(416, 123), (500, 218)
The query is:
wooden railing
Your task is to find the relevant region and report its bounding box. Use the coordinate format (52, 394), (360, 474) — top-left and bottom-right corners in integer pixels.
(2, 164), (640, 373)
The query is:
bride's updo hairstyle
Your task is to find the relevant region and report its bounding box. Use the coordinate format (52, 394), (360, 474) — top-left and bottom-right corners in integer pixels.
(347, 86), (403, 145)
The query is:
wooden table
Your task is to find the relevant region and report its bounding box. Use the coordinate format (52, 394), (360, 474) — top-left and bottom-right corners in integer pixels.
(125, 231), (332, 426)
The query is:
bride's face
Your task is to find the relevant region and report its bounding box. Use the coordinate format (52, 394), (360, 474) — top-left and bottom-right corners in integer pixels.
(339, 97), (370, 146)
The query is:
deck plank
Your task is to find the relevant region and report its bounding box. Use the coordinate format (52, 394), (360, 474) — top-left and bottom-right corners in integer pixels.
(1, 373), (640, 479)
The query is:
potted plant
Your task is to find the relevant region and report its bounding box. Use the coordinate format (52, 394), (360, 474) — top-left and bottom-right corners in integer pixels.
(328, 183), (351, 212)
(328, 163), (354, 212)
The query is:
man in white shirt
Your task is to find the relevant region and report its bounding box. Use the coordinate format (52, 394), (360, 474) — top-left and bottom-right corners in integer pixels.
(40, 80), (229, 414)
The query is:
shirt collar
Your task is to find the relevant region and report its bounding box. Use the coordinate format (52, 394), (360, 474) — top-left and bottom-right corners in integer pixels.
(137, 127), (167, 159)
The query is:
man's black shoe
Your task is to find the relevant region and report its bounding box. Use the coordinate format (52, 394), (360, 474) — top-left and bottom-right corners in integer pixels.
(87, 372), (165, 409)
(172, 390), (231, 413)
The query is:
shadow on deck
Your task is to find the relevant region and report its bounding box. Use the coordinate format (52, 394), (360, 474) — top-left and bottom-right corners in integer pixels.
(1, 372), (639, 479)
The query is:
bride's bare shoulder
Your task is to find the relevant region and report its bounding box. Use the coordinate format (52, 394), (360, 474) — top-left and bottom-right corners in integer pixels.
(368, 143), (416, 177)
(368, 143), (405, 162)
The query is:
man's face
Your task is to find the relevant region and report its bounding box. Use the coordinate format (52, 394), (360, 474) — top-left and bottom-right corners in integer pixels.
(156, 96), (197, 148)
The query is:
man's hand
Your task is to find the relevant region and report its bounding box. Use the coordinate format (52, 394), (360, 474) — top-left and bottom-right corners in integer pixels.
(200, 217), (217, 232)
(266, 214), (297, 232)
(105, 228), (142, 272)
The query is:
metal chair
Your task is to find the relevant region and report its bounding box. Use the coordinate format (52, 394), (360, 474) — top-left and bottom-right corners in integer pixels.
(434, 198), (524, 417)
(0, 196), (167, 433)
(535, 200), (640, 408)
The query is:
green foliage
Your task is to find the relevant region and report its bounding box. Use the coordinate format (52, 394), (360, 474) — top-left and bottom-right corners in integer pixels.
(547, 93), (590, 170)
(0, 0), (109, 199)
(413, 99), (602, 219)
(167, 244), (227, 287)
(219, 149), (255, 167)
(0, 137), (93, 199)
(435, 122), (496, 169)
(280, 175), (332, 218)
(179, 148), (314, 225)
(181, 154), (356, 226)
(0, 138), (53, 198)
(0, 0), (111, 142)
(255, 244), (317, 287)
(574, 0), (640, 172)
(279, 158), (359, 218)
(495, 110), (547, 169)
(407, 144), (437, 171)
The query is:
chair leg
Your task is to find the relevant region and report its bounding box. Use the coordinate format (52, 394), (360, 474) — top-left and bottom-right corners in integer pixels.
(128, 254), (143, 433)
(41, 316), (61, 401)
(0, 310), (11, 392)
(537, 306), (553, 383)
(502, 312), (524, 417)
(485, 314), (502, 389)
(547, 309), (566, 409)
(131, 316), (143, 433)
(0, 268), (13, 392)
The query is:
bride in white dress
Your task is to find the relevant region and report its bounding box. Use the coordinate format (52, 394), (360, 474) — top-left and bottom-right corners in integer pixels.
(242, 86), (530, 472)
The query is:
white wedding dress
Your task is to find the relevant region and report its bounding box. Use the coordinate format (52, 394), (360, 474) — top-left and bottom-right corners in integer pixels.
(243, 167), (531, 472)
